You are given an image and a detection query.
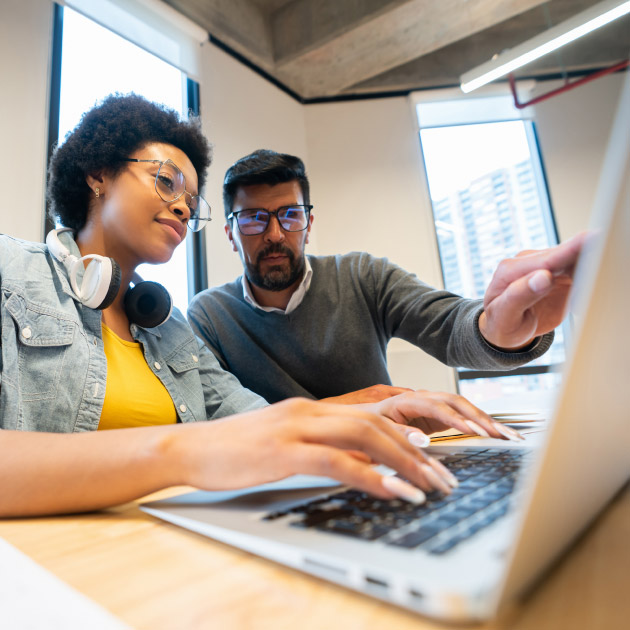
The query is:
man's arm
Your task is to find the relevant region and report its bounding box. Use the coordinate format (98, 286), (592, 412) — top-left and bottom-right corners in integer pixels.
(478, 233), (586, 350)
(188, 292), (229, 369)
(365, 254), (553, 370)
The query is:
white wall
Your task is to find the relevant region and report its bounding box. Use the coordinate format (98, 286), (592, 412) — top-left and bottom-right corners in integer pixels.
(0, 0), (53, 242)
(199, 44), (308, 288)
(1, 0), (625, 393)
(303, 97), (456, 392)
(298, 74), (627, 392)
(531, 73), (626, 241)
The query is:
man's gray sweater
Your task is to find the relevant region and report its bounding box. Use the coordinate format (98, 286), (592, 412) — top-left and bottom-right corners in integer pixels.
(188, 252), (553, 403)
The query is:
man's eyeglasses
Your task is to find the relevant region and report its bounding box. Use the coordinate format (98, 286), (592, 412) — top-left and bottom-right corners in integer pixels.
(123, 158), (211, 232)
(228, 205), (313, 235)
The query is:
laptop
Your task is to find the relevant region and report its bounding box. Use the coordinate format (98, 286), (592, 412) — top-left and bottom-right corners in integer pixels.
(141, 72), (630, 623)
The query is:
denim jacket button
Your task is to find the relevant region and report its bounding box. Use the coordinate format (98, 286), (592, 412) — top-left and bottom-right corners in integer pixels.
(192, 354), (199, 362)
(21, 326), (32, 339)
(154, 361), (161, 370)
(179, 404), (187, 413)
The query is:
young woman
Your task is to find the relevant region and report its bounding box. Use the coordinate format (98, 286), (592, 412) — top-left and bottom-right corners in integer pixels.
(0, 94), (515, 517)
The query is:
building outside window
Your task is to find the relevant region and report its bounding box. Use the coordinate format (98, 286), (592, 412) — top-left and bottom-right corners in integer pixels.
(415, 94), (565, 403)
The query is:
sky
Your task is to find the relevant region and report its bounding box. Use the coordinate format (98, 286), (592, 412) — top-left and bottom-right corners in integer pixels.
(420, 120), (532, 201)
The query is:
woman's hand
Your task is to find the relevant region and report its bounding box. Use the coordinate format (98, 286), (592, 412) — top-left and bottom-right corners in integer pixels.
(359, 390), (523, 442)
(0, 398), (463, 517)
(165, 398), (458, 502)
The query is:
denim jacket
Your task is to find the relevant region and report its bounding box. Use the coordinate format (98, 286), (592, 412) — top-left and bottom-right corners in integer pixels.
(0, 233), (266, 433)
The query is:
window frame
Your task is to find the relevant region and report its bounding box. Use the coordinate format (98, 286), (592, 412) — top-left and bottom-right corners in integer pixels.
(409, 88), (565, 387)
(45, 3), (208, 302)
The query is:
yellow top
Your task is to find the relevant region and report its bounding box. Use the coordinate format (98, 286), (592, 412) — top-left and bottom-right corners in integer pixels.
(98, 324), (177, 430)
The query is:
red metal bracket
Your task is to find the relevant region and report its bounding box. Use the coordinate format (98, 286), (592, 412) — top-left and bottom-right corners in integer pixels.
(509, 59), (630, 109)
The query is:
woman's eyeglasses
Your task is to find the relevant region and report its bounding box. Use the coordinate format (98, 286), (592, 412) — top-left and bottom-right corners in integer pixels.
(123, 158), (211, 232)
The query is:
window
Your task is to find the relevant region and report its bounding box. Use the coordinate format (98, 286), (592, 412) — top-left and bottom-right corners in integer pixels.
(49, 4), (206, 314)
(415, 94), (565, 403)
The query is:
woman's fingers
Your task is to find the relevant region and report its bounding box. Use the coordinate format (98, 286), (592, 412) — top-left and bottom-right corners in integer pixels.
(293, 444), (428, 503)
(376, 391), (524, 442)
(391, 422), (431, 448)
(446, 395), (524, 441)
(377, 391), (473, 436)
(295, 400), (425, 460)
(289, 404), (456, 494)
(345, 449), (372, 463)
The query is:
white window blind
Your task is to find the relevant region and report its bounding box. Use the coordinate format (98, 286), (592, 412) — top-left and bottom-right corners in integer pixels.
(57, 0), (207, 81)
(410, 83), (537, 128)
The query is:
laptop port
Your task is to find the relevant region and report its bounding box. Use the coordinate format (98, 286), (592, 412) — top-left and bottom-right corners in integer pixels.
(303, 557), (347, 580)
(364, 575), (389, 595)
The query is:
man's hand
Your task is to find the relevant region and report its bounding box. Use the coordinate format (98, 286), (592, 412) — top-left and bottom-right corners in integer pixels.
(321, 384), (413, 405)
(479, 233), (587, 350)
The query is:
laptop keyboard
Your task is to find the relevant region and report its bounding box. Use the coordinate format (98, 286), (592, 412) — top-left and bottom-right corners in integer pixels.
(263, 448), (532, 555)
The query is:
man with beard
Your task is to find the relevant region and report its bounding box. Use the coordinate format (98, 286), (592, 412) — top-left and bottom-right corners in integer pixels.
(188, 150), (582, 405)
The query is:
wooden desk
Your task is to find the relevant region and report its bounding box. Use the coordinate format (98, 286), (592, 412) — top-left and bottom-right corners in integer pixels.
(0, 481), (628, 630)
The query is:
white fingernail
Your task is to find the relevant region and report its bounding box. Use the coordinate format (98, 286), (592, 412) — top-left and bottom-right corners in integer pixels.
(495, 423), (525, 442)
(428, 457), (459, 488)
(420, 464), (452, 494)
(382, 476), (426, 504)
(465, 420), (490, 438)
(528, 270), (551, 293)
(407, 431), (430, 448)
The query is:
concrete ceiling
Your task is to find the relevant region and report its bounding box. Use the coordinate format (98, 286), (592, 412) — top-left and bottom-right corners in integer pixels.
(163, 0), (630, 100)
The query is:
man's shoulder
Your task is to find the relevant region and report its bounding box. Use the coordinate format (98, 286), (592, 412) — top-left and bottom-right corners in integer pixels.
(308, 251), (387, 269)
(189, 277), (245, 312)
(308, 251), (395, 279)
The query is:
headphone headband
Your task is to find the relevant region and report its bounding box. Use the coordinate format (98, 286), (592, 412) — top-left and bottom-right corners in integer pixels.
(45, 229), (172, 326)
(46, 229), (120, 309)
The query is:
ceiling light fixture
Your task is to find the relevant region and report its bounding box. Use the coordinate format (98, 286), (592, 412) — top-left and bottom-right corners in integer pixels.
(460, 0), (630, 93)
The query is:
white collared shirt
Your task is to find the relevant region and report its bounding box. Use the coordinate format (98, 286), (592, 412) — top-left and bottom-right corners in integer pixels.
(242, 257), (313, 315)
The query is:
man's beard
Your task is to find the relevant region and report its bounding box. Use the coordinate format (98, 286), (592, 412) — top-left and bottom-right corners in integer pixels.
(245, 244), (305, 292)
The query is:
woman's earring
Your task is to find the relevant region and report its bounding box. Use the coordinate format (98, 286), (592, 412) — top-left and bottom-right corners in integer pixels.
(95, 187), (100, 198)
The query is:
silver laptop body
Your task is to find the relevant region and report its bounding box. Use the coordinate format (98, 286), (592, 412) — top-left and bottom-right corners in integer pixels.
(142, 73), (630, 623)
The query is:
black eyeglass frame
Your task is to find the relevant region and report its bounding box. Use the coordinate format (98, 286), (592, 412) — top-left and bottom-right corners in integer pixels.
(123, 158), (212, 231)
(227, 205), (313, 235)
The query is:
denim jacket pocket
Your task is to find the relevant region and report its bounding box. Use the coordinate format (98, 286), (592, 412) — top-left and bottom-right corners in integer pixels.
(163, 339), (205, 420)
(4, 292), (76, 400)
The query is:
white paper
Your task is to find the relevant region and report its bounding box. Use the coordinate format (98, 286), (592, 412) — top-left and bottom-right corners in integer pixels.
(0, 537), (131, 630)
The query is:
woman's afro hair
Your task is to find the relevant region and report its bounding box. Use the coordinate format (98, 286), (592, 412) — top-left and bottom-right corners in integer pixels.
(47, 93), (212, 231)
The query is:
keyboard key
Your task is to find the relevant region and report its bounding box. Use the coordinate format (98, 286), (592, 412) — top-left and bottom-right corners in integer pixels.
(264, 448), (531, 553)
(389, 524), (441, 548)
(429, 537), (462, 555)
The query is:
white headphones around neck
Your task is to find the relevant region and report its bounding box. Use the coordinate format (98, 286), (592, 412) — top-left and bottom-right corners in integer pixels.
(46, 228), (173, 327)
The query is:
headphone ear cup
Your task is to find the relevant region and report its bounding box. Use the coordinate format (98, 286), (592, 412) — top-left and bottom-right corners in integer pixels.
(96, 259), (122, 310)
(74, 256), (121, 310)
(124, 281), (172, 328)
